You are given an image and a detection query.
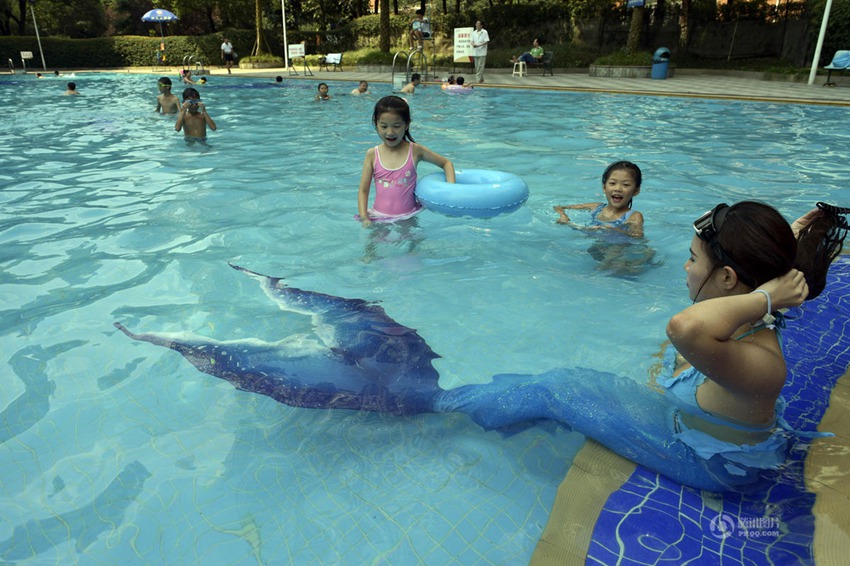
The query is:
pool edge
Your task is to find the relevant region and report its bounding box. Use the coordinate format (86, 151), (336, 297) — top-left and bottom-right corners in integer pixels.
(529, 439), (635, 565)
(810, 364), (850, 562)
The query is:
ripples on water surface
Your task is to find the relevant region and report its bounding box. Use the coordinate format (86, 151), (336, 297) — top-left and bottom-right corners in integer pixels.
(1, 72), (849, 564)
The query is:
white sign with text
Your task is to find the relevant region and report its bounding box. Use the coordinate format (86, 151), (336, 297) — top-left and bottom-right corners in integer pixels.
(453, 28), (474, 63)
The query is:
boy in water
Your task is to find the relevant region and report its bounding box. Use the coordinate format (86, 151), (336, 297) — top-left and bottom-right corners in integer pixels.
(175, 87), (216, 141)
(155, 77), (181, 114)
(400, 73), (421, 94)
(63, 82), (80, 95)
(351, 81), (369, 95)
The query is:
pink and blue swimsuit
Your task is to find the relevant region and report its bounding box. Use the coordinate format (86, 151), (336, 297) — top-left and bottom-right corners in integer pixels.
(369, 143), (422, 220)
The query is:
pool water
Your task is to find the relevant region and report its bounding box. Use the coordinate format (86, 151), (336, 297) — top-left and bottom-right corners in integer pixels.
(1, 72), (849, 564)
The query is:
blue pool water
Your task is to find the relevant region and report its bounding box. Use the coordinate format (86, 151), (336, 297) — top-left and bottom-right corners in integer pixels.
(1, 72), (849, 564)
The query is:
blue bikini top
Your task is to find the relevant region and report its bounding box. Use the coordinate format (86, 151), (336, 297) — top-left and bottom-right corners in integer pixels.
(589, 203), (635, 227)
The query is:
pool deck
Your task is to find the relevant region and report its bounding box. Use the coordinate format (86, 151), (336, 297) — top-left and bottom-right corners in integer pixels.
(130, 63), (850, 106)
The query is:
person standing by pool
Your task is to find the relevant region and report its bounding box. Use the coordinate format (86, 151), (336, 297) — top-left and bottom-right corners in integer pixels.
(553, 160), (644, 237)
(175, 87), (216, 141)
(357, 96), (456, 226)
(155, 77), (181, 114)
(471, 20), (490, 84)
(221, 38), (235, 74)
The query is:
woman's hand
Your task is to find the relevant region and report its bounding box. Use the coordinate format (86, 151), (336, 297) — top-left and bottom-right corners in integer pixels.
(790, 208), (823, 238)
(758, 269), (808, 311)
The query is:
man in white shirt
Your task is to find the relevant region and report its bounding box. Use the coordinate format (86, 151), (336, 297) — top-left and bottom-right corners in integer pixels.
(221, 39), (235, 74)
(471, 21), (489, 84)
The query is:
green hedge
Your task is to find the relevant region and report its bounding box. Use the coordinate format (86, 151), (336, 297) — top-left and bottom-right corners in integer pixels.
(0, 32), (255, 68)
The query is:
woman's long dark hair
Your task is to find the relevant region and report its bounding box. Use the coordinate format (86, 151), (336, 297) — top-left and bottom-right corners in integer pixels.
(795, 203), (849, 297)
(716, 201), (847, 299)
(372, 96), (414, 142)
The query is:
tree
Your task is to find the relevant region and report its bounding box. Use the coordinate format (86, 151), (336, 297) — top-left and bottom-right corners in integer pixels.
(626, 5), (644, 53)
(379, 0), (389, 51)
(0, 0), (28, 35)
(679, 0), (690, 49)
(251, 0), (271, 55)
(33, 0), (107, 38)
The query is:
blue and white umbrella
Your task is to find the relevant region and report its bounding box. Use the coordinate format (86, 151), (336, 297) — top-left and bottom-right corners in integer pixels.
(141, 8), (178, 38)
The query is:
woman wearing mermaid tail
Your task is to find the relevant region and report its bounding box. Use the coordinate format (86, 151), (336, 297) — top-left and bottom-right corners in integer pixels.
(437, 201), (849, 490)
(117, 202), (849, 491)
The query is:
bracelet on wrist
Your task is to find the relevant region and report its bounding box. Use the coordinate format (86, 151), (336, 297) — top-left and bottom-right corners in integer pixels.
(750, 289), (776, 329)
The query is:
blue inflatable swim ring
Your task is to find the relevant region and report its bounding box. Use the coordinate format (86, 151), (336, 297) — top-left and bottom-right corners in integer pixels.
(416, 169), (529, 218)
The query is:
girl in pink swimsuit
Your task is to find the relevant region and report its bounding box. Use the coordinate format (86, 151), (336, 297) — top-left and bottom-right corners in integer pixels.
(357, 96), (455, 225)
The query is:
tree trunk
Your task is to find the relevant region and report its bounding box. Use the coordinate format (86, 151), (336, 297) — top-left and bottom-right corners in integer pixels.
(15, 0), (27, 35)
(626, 6), (644, 54)
(207, 5), (217, 33)
(679, 0), (690, 50)
(252, 0), (270, 55)
(380, 0), (390, 52)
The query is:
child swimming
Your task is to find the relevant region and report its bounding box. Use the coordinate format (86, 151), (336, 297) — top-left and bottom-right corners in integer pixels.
(175, 87), (217, 141)
(315, 82), (331, 101)
(553, 160), (644, 237)
(357, 96), (455, 226)
(155, 77), (181, 114)
(553, 161), (651, 274)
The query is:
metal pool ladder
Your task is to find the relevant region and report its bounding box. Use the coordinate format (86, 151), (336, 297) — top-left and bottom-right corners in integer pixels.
(391, 50), (431, 91)
(182, 54), (207, 76)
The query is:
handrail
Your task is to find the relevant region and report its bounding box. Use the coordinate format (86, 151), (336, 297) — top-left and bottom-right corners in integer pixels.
(180, 54), (206, 75)
(8, 58), (14, 74)
(391, 51), (410, 90)
(406, 50), (428, 81)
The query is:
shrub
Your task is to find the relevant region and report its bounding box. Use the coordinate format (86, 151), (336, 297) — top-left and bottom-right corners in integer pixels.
(593, 50), (653, 65)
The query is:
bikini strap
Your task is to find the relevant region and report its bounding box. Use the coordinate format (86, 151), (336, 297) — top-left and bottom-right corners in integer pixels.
(735, 311), (786, 341)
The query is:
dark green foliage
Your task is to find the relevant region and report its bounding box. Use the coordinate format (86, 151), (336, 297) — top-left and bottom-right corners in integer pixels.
(0, 33), (249, 67)
(810, 0), (850, 66)
(593, 50), (653, 65)
(355, 49), (397, 65)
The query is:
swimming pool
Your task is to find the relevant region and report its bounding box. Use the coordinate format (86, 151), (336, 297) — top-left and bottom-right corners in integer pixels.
(1, 72), (849, 564)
